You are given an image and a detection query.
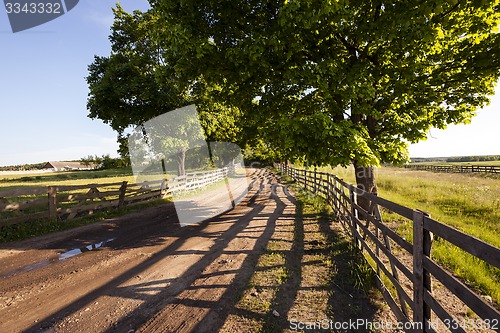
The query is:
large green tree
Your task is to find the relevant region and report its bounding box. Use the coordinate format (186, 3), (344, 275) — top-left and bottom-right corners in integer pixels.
(86, 5), (247, 175)
(86, 6), (184, 133)
(146, 0), (500, 204)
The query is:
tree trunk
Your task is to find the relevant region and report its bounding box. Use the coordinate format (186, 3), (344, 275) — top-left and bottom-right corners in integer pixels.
(177, 148), (186, 176)
(161, 159), (167, 176)
(352, 160), (378, 217)
(228, 158), (236, 176)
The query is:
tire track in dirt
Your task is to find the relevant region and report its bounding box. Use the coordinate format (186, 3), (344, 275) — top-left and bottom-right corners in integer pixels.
(0, 168), (278, 332)
(135, 172), (288, 333)
(0, 168), (394, 333)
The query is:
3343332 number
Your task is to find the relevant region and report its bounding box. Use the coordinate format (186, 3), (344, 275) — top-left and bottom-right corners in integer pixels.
(443, 318), (499, 330)
(5, 2), (62, 14)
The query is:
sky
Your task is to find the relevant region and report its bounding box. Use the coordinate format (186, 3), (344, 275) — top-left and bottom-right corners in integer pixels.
(0, 1), (150, 167)
(407, 91), (500, 158)
(0, 2), (499, 166)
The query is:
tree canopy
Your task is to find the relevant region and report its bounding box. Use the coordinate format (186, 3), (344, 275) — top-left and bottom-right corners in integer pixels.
(86, 5), (247, 158)
(148, 0), (499, 166)
(87, 0), (500, 194)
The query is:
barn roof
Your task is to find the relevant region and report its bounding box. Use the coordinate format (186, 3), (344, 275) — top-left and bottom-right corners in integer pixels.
(43, 161), (97, 170)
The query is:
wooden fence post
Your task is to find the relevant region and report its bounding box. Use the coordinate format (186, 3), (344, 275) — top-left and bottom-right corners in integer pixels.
(118, 181), (128, 208)
(314, 167), (317, 193)
(413, 210), (433, 331)
(48, 186), (57, 221)
(307, 169), (311, 192)
(333, 178), (338, 211)
(349, 185), (361, 249)
(326, 173), (330, 204)
(160, 179), (168, 198)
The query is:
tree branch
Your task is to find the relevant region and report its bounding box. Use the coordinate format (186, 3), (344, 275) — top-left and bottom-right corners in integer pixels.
(432, 1), (461, 22)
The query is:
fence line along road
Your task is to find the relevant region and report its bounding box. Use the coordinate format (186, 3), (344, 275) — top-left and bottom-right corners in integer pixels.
(0, 167), (229, 227)
(276, 163), (500, 333)
(405, 164), (500, 174)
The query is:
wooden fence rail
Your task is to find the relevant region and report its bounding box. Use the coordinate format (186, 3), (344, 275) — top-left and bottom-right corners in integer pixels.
(405, 164), (500, 174)
(277, 163), (500, 333)
(0, 167), (229, 227)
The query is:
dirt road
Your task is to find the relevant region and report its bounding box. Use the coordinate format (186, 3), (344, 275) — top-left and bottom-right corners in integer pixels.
(0, 168), (390, 332)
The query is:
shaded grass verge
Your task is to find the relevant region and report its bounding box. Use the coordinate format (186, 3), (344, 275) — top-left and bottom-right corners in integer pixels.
(303, 165), (500, 309)
(220, 175), (391, 332)
(0, 198), (170, 243)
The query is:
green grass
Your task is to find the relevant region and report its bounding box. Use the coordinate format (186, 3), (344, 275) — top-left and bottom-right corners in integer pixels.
(375, 167), (499, 246)
(316, 165), (500, 306)
(0, 167), (232, 243)
(0, 168), (137, 221)
(288, 179), (377, 296)
(0, 168), (135, 190)
(409, 161), (500, 166)
(0, 168), (174, 243)
(0, 198), (169, 243)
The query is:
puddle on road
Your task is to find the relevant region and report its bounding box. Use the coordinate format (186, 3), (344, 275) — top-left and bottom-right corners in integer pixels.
(58, 238), (116, 260)
(1, 238), (116, 278)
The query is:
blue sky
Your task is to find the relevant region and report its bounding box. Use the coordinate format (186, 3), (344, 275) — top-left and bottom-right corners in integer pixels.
(0, 1), (150, 166)
(0, 2), (499, 166)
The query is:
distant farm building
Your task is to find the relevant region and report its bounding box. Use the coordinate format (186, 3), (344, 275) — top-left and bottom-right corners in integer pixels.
(43, 161), (99, 172)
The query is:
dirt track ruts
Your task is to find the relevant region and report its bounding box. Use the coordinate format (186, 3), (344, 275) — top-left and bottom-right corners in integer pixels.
(0, 168), (293, 332)
(1, 167), (399, 333)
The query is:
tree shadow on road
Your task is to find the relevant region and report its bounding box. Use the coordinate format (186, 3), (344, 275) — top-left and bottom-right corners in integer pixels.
(18, 169), (387, 333)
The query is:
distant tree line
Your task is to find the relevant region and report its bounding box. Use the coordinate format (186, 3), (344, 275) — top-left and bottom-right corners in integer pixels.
(0, 155), (131, 172)
(0, 163), (46, 172)
(410, 155), (500, 163)
(80, 154), (130, 169)
(445, 155), (500, 163)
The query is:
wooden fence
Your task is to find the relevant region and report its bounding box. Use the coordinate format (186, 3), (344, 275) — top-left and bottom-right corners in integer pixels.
(0, 167), (229, 227)
(277, 164), (500, 333)
(166, 167), (229, 194)
(405, 164), (500, 174)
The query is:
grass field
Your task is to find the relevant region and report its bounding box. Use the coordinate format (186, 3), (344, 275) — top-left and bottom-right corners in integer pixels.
(0, 168), (136, 192)
(0, 167), (237, 242)
(0, 168), (170, 243)
(316, 165), (500, 307)
(410, 160), (500, 166)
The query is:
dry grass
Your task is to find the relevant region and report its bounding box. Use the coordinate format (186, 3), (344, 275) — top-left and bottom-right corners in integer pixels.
(220, 184), (393, 333)
(320, 165), (500, 307)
